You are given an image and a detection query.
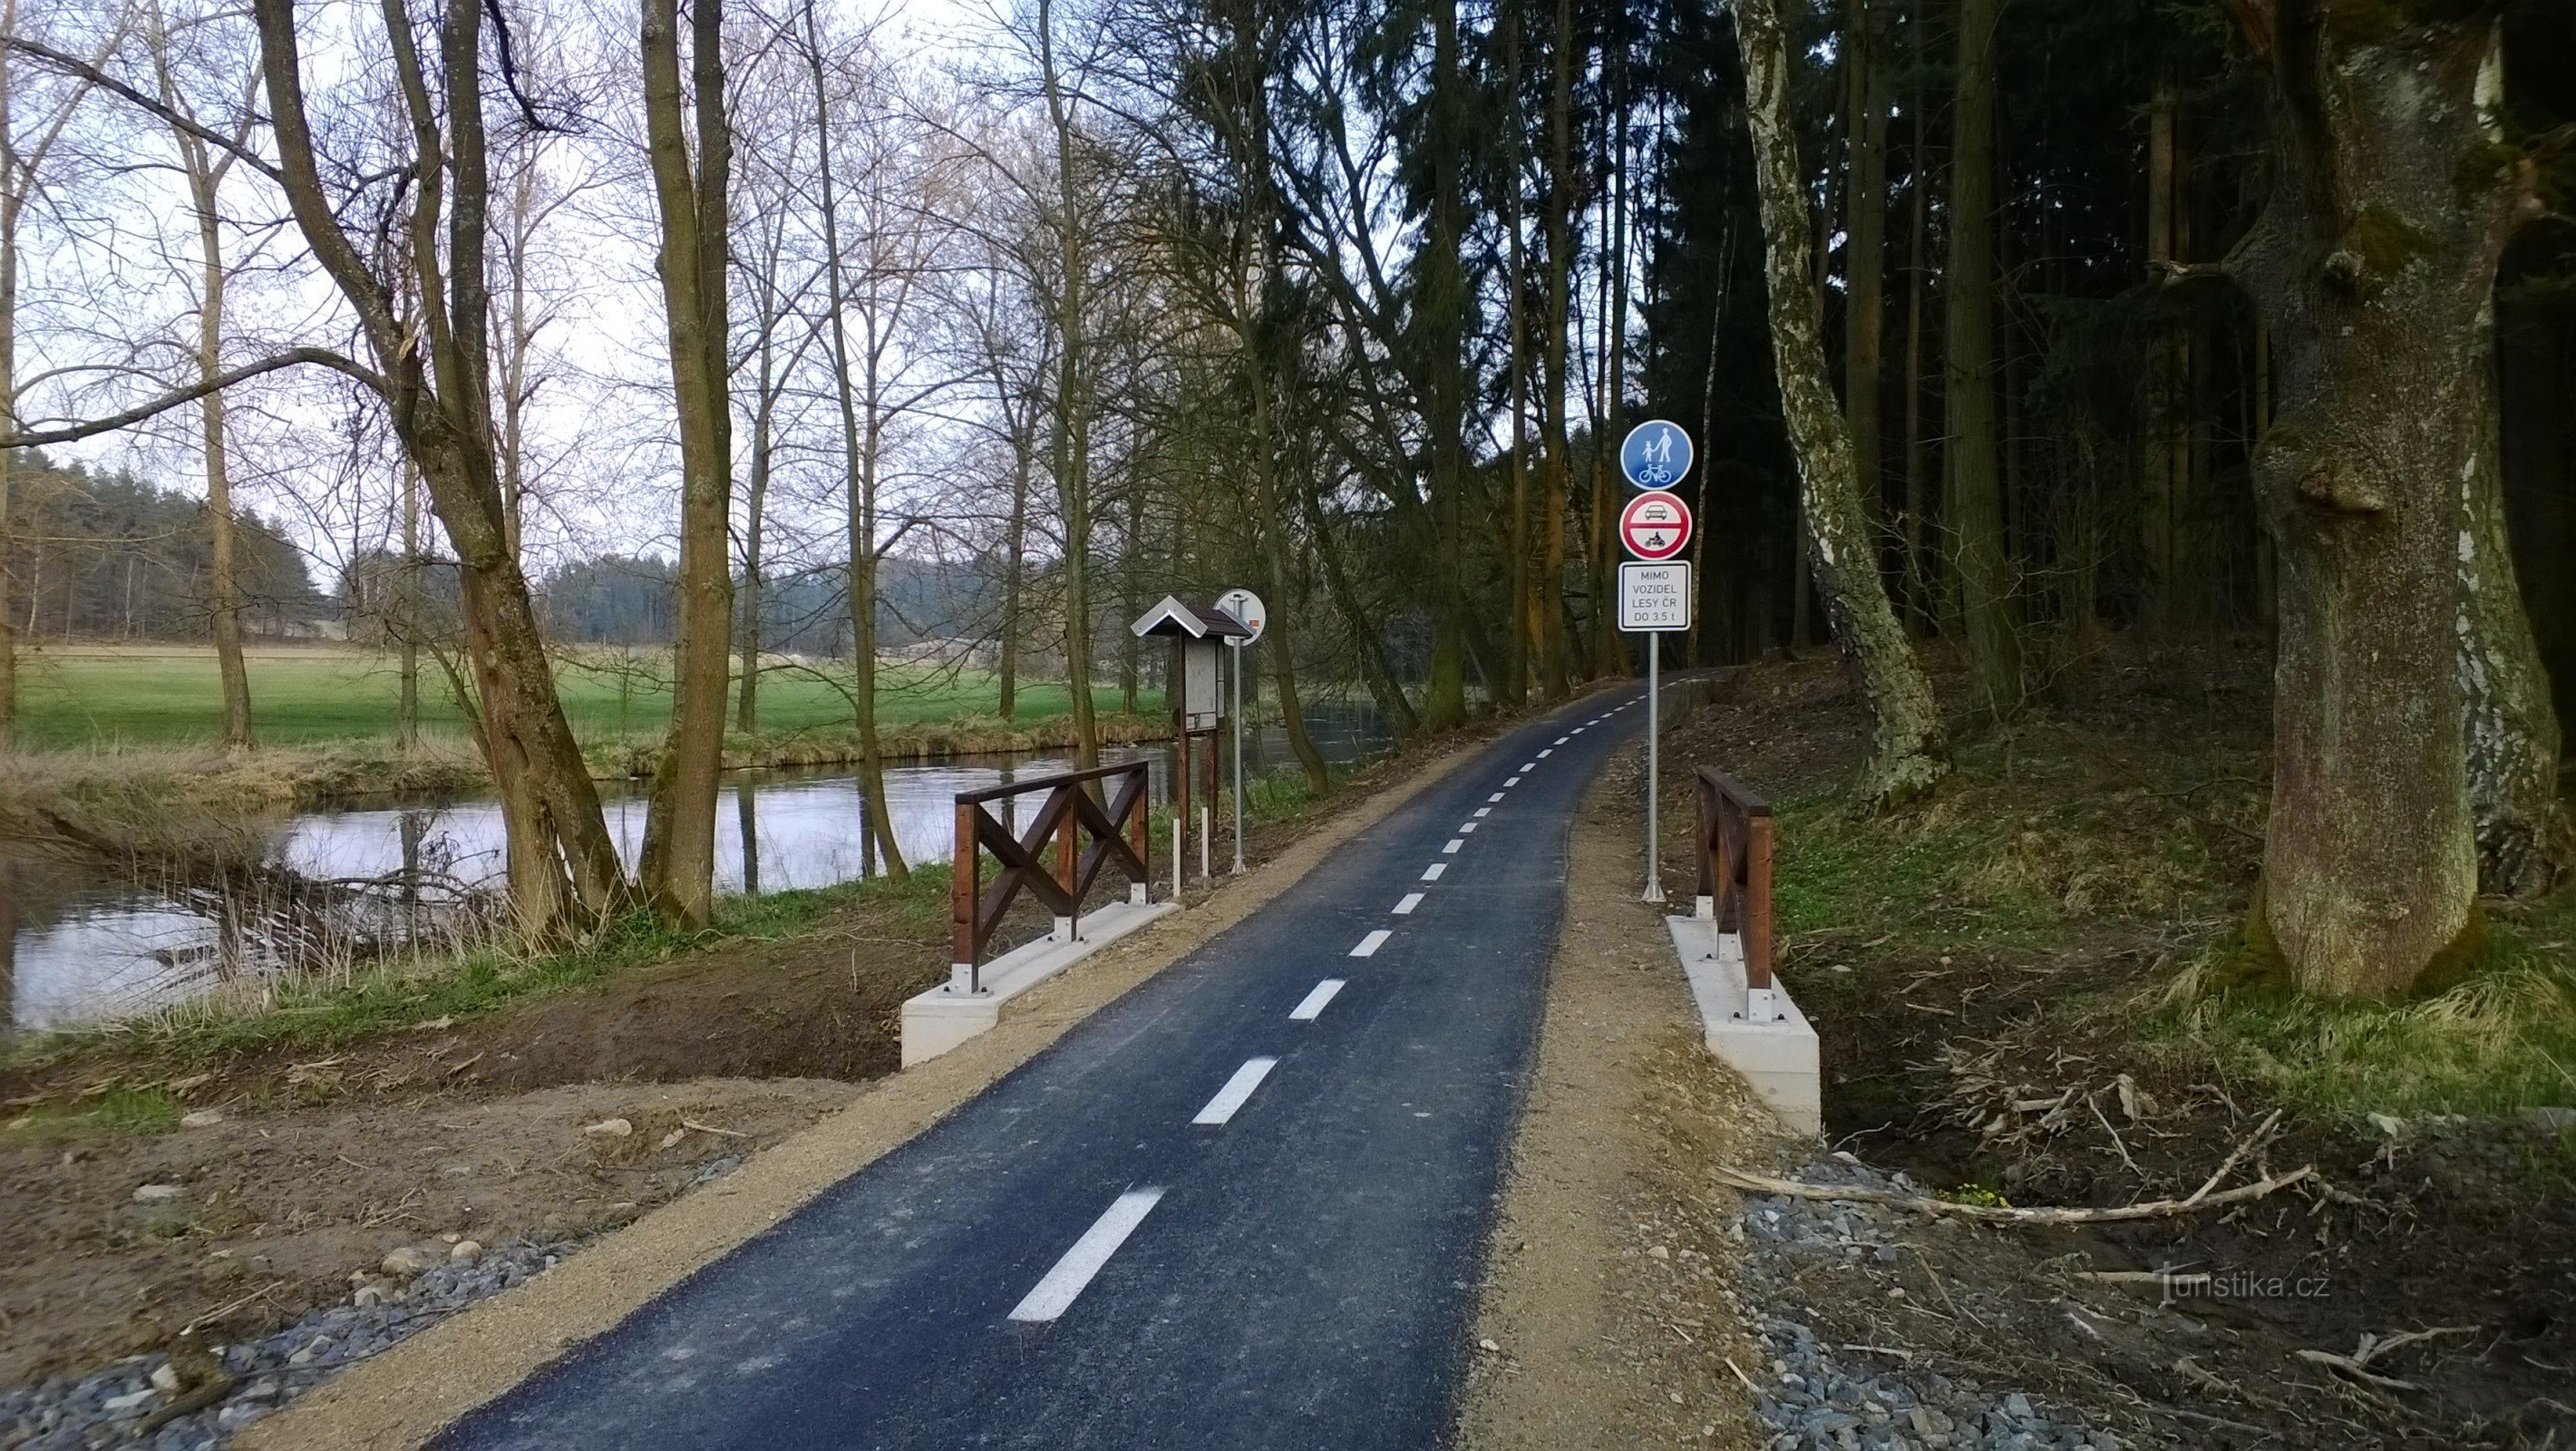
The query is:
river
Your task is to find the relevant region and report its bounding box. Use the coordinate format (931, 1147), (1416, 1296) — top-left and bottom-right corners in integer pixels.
(1, 709), (1393, 1035)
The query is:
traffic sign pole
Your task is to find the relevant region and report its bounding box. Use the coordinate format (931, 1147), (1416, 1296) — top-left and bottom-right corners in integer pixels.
(1241, 647), (1251, 876)
(1647, 634), (1662, 905)
(1617, 419), (1696, 908)
(1215, 588), (1267, 876)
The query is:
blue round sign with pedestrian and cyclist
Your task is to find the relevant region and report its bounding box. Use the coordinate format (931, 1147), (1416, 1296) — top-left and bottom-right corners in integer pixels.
(1619, 420), (1694, 491)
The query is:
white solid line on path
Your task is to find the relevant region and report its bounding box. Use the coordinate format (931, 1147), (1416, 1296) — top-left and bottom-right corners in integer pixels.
(1351, 929), (1392, 957)
(1193, 1057), (1278, 1125)
(1393, 891), (1424, 915)
(1422, 862), (1447, 881)
(1007, 1188), (1166, 1323)
(1489, 792), (1506, 803)
(1289, 979), (1345, 1021)
(1443, 839), (1463, 854)
(1460, 822), (1478, 833)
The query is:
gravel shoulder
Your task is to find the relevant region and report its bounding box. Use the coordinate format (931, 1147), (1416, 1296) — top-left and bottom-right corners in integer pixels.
(1455, 737), (1774, 1451)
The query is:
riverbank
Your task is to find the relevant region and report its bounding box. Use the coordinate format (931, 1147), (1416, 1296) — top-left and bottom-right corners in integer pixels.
(0, 712), (1179, 825)
(0, 696), (1554, 1421)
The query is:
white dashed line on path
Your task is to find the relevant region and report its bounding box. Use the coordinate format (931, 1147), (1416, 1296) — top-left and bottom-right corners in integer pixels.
(1488, 792), (1506, 803)
(1007, 1189), (1166, 1322)
(1442, 839), (1463, 854)
(1505, 776), (1521, 786)
(1460, 822), (1478, 833)
(1422, 862), (1447, 881)
(1554, 736), (1570, 745)
(1520, 762), (1538, 772)
(1393, 892), (1424, 915)
(1289, 980), (1345, 1021)
(1474, 807), (1492, 818)
(1537, 749), (1553, 758)
(1192, 1058), (1279, 1126)
(1351, 930), (1392, 957)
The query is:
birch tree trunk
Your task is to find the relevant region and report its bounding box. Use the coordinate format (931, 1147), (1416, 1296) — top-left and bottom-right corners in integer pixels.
(2459, 301), (2564, 896)
(1733, 0), (1949, 804)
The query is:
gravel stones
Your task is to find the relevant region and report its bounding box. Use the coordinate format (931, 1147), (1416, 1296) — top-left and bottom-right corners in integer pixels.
(0, 1240), (571, 1450)
(1735, 1158), (2126, 1451)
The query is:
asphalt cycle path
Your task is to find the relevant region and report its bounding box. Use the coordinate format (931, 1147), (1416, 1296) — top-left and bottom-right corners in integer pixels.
(442, 687), (1652, 1451)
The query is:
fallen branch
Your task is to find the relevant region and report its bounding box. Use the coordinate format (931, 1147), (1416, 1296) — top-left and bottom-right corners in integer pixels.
(1711, 1163), (2317, 1226)
(2296, 1326), (2480, 1395)
(2073, 1270), (2211, 1290)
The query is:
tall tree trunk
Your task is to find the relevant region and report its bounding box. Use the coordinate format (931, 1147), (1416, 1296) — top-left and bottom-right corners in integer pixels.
(2222, 5), (2533, 996)
(1039, 0), (1099, 768)
(1844, 0), (1887, 538)
(167, 91), (257, 753)
(1900, 68), (1930, 628)
(802, 0), (906, 880)
(399, 457), (420, 753)
(2141, 72), (2185, 623)
(999, 393), (1032, 722)
(636, 0), (734, 925)
(1503, 0), (1531, 708)
(2460, 301), (2566, 896)
(1421, 0), (1471, 729)
(1539, 0), (1576, 701)
(1733, 0), (1949, 803)
(736, 355), (773, 734)
(1941, 0), (2017, 717)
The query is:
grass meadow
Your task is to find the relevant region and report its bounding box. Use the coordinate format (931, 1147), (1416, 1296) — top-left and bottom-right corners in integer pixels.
(9, 642), (1142, 752)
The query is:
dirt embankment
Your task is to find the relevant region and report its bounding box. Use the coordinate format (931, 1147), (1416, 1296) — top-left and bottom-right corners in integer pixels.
(1655, 644), (2576, 1448)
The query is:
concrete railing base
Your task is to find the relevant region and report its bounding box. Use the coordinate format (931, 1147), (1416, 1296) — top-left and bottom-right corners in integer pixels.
(902, 901), (1181, 1066)
(1664, 913), (1823, 1136)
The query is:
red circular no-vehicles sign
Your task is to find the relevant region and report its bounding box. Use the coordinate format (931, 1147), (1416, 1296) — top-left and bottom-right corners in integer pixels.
(1619, 491), (1693, 560)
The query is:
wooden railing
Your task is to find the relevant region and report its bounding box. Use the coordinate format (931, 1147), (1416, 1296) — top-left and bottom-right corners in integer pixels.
(949, 761), (1152, 995)
(1693, 766), (1774, 996)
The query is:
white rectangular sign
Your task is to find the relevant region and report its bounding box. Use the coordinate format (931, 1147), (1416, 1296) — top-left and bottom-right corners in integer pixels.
(1618, 560), (1692, 632)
